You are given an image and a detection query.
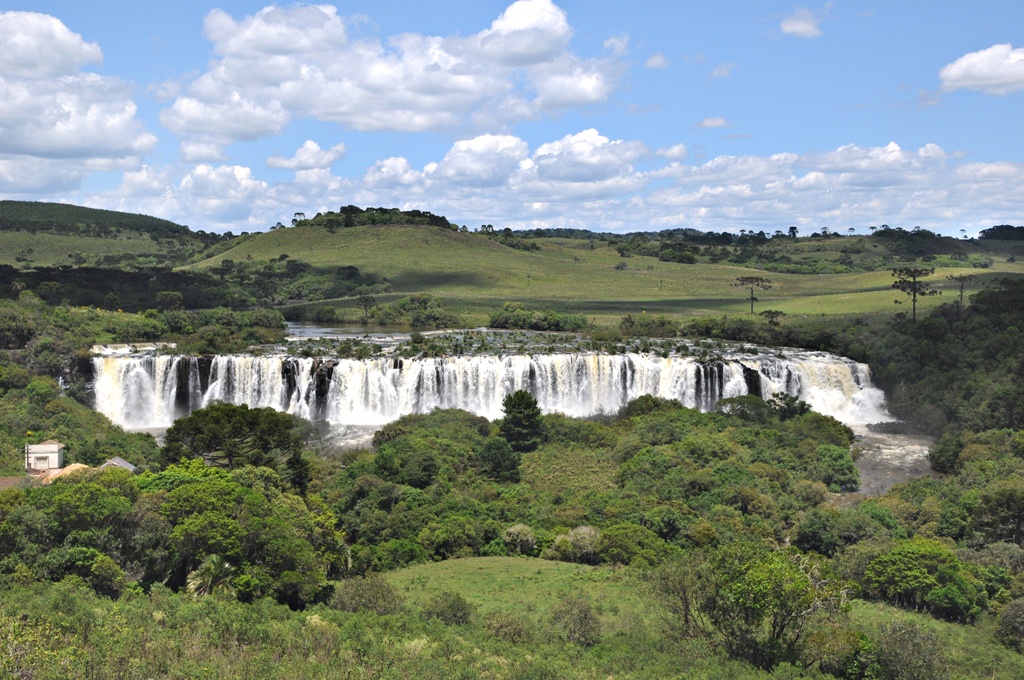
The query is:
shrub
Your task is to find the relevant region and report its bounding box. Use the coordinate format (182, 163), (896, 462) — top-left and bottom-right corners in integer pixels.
(477, 436), (521, 482)
(488, 302), (587, 332)
(422, 589), (475, 625)
(874, 621), (947, 679)
(549, 594), (601, 647)
(502, 523), (537, 556)
(543, 526), (601, 564)
(484, 611), (534, 644)
(997, 598), (1024, 652)
(813, 444), (860, 491)
(619, 314), (678, 337)
(330, 575), (405, 615)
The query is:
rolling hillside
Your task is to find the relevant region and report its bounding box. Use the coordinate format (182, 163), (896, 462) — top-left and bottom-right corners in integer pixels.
(189, 223), (1022, 322)
(0, 201), (232, 269)
(3, 200), (1022, 321)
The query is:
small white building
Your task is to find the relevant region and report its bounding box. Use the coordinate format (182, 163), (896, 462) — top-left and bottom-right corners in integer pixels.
(25, 440), (65, 472)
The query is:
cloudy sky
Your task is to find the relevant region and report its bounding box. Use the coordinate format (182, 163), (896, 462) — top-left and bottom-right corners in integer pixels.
(2, 1), (1023, 235)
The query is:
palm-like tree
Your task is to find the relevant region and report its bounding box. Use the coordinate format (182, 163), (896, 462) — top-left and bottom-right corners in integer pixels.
(186, 554), (236, 597)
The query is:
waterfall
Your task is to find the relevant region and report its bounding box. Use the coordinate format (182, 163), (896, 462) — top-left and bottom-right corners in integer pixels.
(91, 350), (892, 430)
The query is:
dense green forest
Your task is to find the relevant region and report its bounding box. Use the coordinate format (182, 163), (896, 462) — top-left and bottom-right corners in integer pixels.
(3, 202), (1024, 676)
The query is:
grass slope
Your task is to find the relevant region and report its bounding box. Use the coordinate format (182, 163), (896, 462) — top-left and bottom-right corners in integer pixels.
(387, 556), (652, 633)
(849, 601), (1024, 679)
(192, 224), (1022, 322)
(384, 557), (1024, 679)
(0, 230), (170, 268)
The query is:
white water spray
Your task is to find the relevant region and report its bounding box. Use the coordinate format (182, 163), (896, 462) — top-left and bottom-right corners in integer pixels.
(91, 349), (892, 430)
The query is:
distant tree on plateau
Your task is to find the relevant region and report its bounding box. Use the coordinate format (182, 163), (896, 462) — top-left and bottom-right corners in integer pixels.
(946, 273), (978, 307)
(892, 266), (940, 321)
(358, 294), (376, 323)
(734, 276), (772, 314)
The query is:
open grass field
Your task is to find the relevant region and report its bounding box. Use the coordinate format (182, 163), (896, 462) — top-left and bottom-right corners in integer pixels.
(0, 230), (170, 268)
(386, 556), (654, 635)
(190, 224), (1024, 323)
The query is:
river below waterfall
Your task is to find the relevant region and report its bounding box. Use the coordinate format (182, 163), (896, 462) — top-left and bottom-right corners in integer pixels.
(846, 427), (934, 500)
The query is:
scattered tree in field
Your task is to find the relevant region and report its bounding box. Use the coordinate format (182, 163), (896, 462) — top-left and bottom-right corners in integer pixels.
(549, 594), (601, 647)
(874, 620), (947, 680)
(891, 266), (939, 321)
(996, 598), (1024, 652)
(734, 276), (772, 314)
(652, 544), (849, 669)
(500, 390), (543, 452)
(945, 273), (977, 307)
(759, 309), (785, 326)
(502, 523), (537, 555)
(788, 226), (798, 239)
(330, 575), (405, 615)
(187, 554), (236, 597)
(422, 589), (475, 625)
(358, 294), (376, 323)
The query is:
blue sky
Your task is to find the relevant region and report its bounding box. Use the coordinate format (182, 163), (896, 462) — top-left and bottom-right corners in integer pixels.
(2, 1), (1023, 235)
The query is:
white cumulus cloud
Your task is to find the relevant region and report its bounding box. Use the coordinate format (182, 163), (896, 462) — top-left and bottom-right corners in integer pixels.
(780, 6), (824, 39)
(160, 1), (623, 144)
(657, 144), (688, 161)
(267, 140), (347, 170)
(0, 12), (154, 196)
(474, 0), (572, 66)
(711, 62), (737, 79)
(0, 11), (102, 78)
(645, 53), (669, 69)
(428, 134), (528, 188)
(697, 117), (730, 128)
(531, 129), (646, 182)
(940, 43), (1024, 95)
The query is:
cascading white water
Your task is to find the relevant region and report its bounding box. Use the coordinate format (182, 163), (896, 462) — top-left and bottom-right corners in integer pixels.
(91, 349), (893, 430)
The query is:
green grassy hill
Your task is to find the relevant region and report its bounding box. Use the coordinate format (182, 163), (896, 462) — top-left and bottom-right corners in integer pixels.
(0, 200), (189, 234)
(4, 200), (1022, 322)
(382, 557), (1024, 680)
(0, 201), (230, 270)
(190, 223), (1023, 322)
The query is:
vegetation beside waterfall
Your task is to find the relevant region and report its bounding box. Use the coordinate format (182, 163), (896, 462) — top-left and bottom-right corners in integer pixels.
(4, 203), (1024, 676)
